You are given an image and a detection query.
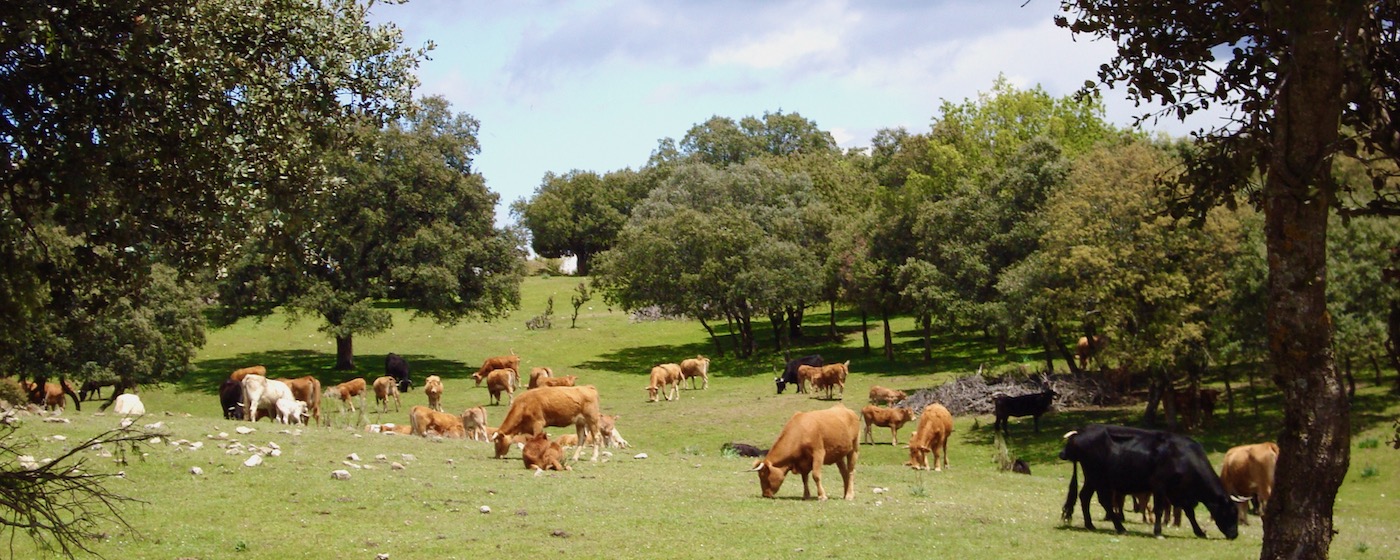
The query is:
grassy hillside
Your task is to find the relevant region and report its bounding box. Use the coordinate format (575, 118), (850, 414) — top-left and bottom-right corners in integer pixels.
(11, 276), (1400, 559)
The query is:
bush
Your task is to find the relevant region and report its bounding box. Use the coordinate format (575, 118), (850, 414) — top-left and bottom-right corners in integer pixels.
(0, 378), (27, 407)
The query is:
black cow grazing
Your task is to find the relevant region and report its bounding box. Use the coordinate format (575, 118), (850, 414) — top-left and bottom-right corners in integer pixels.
(991, 389), (1057, 434)
(385, 353), (411, 392)
(219, 378), (244, 421)
(721, 442), (768, 458)
(775, 354), (823, 394)
(1060, 424), (1243, 539)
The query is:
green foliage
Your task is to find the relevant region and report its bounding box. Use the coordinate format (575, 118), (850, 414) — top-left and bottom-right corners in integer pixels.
(1357, 438), (1379, 449)
(0, 379), (26, 407)
(511, 169), (647, 275)
(570, 282), (592, 328)
(1360, 466), (1380, 478)
(526, 297), (555, 330)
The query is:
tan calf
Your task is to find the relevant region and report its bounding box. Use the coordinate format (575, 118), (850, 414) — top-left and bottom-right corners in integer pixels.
(536, 374), (577, 388)
(485, 368), (516, 406)
(521, 433), (570, 472)
(868, 385), (907, 405)
(527, 367), (553, 389)
(461, 406), (489, 441)
(372, 376), (401, 413)
(647, 364), (683, 402)
(861, 405), (914, 445)
(679, 355), (710, 390)
(409, 405), (466, 438)
(424, 375), (444, 411)
(907, 403), (953, 471)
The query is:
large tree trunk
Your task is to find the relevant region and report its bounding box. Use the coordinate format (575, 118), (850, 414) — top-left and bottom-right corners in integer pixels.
(920, 314), (933, 363)
(1260, 4), (1350, 558)
(787, 306), (804, 339)
(881, 310), (894, 361)
(828, 299), (838, 339)
(335, 335), (355, 370)
(574, 251), (592, 276)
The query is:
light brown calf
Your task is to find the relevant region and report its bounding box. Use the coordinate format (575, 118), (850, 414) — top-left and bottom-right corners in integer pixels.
(324, 378), (367, 413)
(372, 376), (401, 413)
(861, 405), (914, 445)
(424, 375), (444, 411)
(868, 385), (907, 405)
(907, 403), (953, 471)
(647, 364), (683, 402)
(521, 433), (570, 472)
(679, 356), (710, 390)
(409, 405), (466, 438)
(461, 406), (489, 441)
(473, 354), (521, 387)
(536, 375), (577, 388)
(485, 368), (516, 406)
(275, 376), (324, 426)
(527, 367), (553, 389)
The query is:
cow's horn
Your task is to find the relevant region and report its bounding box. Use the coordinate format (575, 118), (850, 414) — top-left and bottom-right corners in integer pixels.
(1230, 494), (1251, 503)
(747, 463), (766, 472)
(1062, 430), (1078, 440)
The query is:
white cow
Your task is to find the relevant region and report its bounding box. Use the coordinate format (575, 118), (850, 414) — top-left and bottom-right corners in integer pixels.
(112, 393), (145, 416)
(242, 375), (293, 422)
(276, 399), (309, 425)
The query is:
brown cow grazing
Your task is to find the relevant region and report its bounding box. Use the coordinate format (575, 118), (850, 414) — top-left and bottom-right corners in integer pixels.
(231, 365), (267, 383)
(811, 361), (849, 400)
(275, 376), (324, 427)
(647, 363), (683, 402)
(324, 378), (367, 413)
(522, 433), (571, 472)
(861, 405), (914, 445)
(679, 356), (710, 390)
(409, 405), (467, 438)
(423, 375), (444, 411)
(461, 406), (489, 441)
(40, 382), (68, 412)
(491, 385), (602, 462)
(527, 367), (553, 389)
(536, 375), (578, 388)
(1219, 442), (1279, 526)
(372, 376), (401, 413)
(868, 385), (907, 405)
(1076, 335), (1107, 369)
(907, 403), (954, 471)
(473, 354), (521, 387)
(485, 368), (516, 406)
(750, 404), (860, 501)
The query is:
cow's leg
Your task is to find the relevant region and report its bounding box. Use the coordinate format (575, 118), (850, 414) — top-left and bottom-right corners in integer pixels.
(1100, 491), (1126, 534)
(1151, 492), (1170, 536)
(839, 451), (856, 500)
(1080, 485), (1097, 531)
(889, 426), (898, 446)
(1181, 506), (1207, 538)
(810, 449), (827, 500)
(1033, 414), (1041, 433)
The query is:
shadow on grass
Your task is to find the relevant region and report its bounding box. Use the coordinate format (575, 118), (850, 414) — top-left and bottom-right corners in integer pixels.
(186, 351), (471, 395)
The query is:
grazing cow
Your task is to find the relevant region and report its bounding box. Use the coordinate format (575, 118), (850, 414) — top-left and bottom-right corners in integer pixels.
(40, 382), (67, 411)
(276, 399), (309, 425)
(722, 442), (767, 458)
(1076, 335), (1107, 369)
(372, 376), (401, 413)
(408, 405), (467, 438)
(385, 353), (412, 392)
(491, 385), (602, 462)
(79, 378), (119, 401)
(423, 375), (444, 411)
(1219, 442), (1279, 526)
(680, 356), (710, 390)
(461, 406), (489, 441)
(275, 376), (323, 427)
(907, 403), (954, 471)
(1172, 387), (1221, 429)
(647, 364), (683, 402)
(536, 375), (578, 388)
(776, 354), (823, 394)
(521, 433), (571, 472)
(112, 393), (145, 416)
(861, 405), (915, 445)
(241, 376), (294, 423)
(527, 367), (553, 389)
(219, 378), (244, 420)
(991, 389), (1057, 434)
(750, 404), (860, 501)
(230, 365), (266, 383)
(868, 385), (907, 405)
(811, 361), (849, 400)
(473, 354), (521, 387)
(1060, 424), (1243, 539)
(485, 368), (516, 406)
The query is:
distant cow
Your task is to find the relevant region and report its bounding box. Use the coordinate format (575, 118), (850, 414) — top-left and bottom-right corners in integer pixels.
(473, 354), (521, 387)
(1076, 335), (1107, 369)
(324, 378), (368, 414)
(275, 376), (323, 427)
(599, 414), (630, 449)
(242, 376), (294, 423)
(811, 361), (849, 400)
(491, 385), (602, 462)
(795, 365), (822, 395)
(527, 367), (553, 389)
(112, 393), (145, 416)
(680, 356), (710, 390)
(776, 354), (823, 394)
(907, 403), (954, 471)
(647, 364), (683, 402)
(1060, 424), (1243, 539)
(373, 376), (401, 413)
(861, 405), (914, 446)
(992, 389), (1057, 434)
(1219, 442), (1279, 526)
(219, 378), (244, 420)
(536, 375), (578, 388)
(868, 385), (907, 405)
(722, 442), (768, 458)
(750, 404), (860, 501)
(230, 365), (267, 383)
(385, 353), (412, 392)
(409, 405), (467, 438)
(521, 433), (570, 472)
(79, 378), (119, 401)
(461, 406), (489, 441)
(424, 375), (444, 411)
(1172, 387), (1221, 429)
(485, 368), (516, 406)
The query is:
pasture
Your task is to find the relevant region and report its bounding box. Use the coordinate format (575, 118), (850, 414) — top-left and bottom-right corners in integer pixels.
(12, 276), (1400, 559)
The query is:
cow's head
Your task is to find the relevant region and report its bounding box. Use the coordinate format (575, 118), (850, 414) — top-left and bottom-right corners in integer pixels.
(908, 445), (930, 469)
(774, 377), (787, 394)
(1205, 495), (1244, 539)
(491, 431), (512, 458)
(750, 459), (788, 498)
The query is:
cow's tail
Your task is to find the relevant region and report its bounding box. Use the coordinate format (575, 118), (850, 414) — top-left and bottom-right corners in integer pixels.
(1062, 460), (1078, 523)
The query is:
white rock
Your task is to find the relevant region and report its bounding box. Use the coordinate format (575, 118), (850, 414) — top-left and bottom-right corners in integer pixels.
(243, 454), (263, 467)
(189, 442), (204, 450)
(148, 437), (162, 444)
(872, 487), (887, 494)
(330, 469), (351, 480)
(269, 449), (282, 457)
(479, 506), (491, 514)
(190, 467), (204, 475)
(42, 417), (70, 423)
(346, 453), (360, 462)
(400, 454), (416, 462)
(235, 426), (255, 435)
(343, 461), (362, 469)
(50, 435), (67, 441)
(144, 421), (165, 430)
(267, 442), (280, 450)
(633, 453), (648, 460)
(376, 554), (390, 560)
(119, 418), (134, 428)
(391, 462), (405, 470)
(375, 454), (388, 462)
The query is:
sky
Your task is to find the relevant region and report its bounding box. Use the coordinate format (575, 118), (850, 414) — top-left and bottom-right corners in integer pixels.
(368, 1), (1230, 226)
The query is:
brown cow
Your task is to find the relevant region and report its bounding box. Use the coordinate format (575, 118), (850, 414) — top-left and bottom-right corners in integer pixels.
(599, 414), (630, 448)
(324, 378), (367, 413)
(370, 422), (413, 435)
(424, 375), (444, 411)
(907, 403), (954, 471)
(275, 376), (323, 427)
(473, 354), (521, 387)
(811, 361), (849, 400)
(485, 368), (516, 406)
(861, 405), (914, 445)
(1171, 387), (1221, 429)
(461, 405), (489, 441)
(40, 382), (67, 411)
(1076, 335), (1107, 369)
(522, 433), (571, 472)
(527, 367), (553, 389)
(647, 364), (683, 402)
(409, 405), (466, 438)
(230, 365), (267, 383)
(679, 356), (710, 390)
(1219, 442), (1279, 526)
(750, 404), (860, 501)
(795, 364), (822, 394)
(491, 385), (602, 462)
(372, 376), (401, 413)
(536, 375), (577, 388)
(868, 385), (907, 405)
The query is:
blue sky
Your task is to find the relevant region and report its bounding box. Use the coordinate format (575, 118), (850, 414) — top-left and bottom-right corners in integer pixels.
(369, 1), (1228, 226)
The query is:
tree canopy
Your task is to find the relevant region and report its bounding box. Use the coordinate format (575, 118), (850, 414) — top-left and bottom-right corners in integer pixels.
(510, 169), (647, 276)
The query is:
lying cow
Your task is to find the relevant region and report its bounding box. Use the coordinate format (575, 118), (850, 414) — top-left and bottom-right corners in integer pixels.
(424, 375), (444, 411)
(536, 374), (578, 388)
(521, 433), (570, 472)
(680, 356), (710, 390)
(868, 385), (907, 405)
(722, 442), (768, 458)
(1060, 424), (1243, 539)
(861, 405), (914, 446)
(491, 385), (602, 462)
(776, 354), (822, 394)
(385, 352), (412, 392)
(473, 354), (521, 387)
(907, 403), (954, 471)
(372, 376), (402, 413)
(647, 364), (683, 402)
(409, 405), (466, 438)
(527, 367), (553, 389)
(992, 389), (1056, 434)
(1219, 442), (1278, 526)
(750, 404), (860, 501)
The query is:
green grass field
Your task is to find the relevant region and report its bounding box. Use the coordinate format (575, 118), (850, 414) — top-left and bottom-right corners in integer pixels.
(11, 276), (1400, 559)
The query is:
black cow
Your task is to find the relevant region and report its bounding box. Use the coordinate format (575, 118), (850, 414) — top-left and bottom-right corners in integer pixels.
(1060, 424), (1243, 539)
(991, 390), (1057, 434)
(775, 354), (823, 394)
(385, 353), (411, 392)
(219, 378), (244, 421)
(720, 442), (768, 458)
